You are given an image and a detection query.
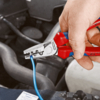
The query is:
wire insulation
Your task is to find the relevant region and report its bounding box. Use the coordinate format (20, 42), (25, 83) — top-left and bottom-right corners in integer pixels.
(30, 55), (43, 100)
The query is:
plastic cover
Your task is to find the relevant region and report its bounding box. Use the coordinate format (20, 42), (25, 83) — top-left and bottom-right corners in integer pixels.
(0, 0), (27, 17)
(65, 60), (100, 96)
(26, 0), (67, 21)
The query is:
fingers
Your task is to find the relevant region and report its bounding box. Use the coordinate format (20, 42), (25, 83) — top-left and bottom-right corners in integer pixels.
(59, 0), (100, 60)
(89, 56), (100, 63)
(88, 31), (100, 63)
(88, 34), (100, 46)
(76, 56), (93, 70)
(59, 5), (68, 32)
(90, 34), (100, 46)
(60, 6), (90, 60)
(68, 17), (89, 59)
(87, 26), (100, 63)
(76, 27), (100, 69)
(76, 38), (93, 70)
(87, 26), (100, 46)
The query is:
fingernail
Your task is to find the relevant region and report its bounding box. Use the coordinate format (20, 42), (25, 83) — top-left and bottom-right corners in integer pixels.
(73, 51), (82, 59)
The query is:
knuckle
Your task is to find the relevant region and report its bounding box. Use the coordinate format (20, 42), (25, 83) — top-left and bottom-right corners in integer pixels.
(69, 40), (78, 48)
(69, 39), (85, 49)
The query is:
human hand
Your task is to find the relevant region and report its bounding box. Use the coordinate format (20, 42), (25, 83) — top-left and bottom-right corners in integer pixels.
(59, 0), (100, 62)
(77, 25), (100, 70)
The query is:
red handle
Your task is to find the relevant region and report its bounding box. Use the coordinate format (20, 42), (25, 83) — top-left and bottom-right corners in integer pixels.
(54, 18), (100, 47)
(85, 47), (100, 56)
(58, 46), (100, 59)
(87, 19), (100, 31)
(54, 32), (68, 47)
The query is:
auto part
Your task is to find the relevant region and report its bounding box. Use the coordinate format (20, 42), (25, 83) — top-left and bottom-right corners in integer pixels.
(0, 42), (55, 90)
(65, 60), (100, 96)
(26, 0), (67, 21)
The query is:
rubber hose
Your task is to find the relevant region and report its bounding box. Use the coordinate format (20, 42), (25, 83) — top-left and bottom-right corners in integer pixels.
(0, 21), (60, 90)
(2, 18), (40, 44)
(0, 42), (55, 90)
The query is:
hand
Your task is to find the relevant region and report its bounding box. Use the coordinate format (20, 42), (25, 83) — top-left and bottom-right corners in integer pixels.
(77, 26), (100, 70)
(59, 0), (100, 63)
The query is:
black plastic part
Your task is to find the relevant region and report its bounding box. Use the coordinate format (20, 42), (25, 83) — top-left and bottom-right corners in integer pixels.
(22, 26), (43, 40)
(0, 21), (11, 36)
(2, 18), (40, 44)
(0, 0), (27, 17)
(73, 90), (86, 100)
(41, 22), (54, 37)
(66, 97), (74, 100)
(26, 0), (67, 21)
(0, 87), (66, 100)
(55, 74), (67, 91)
(0, 42), (55, 90)
(65, 57), (74, 67)
(36, 56), (64, 84)
(83, 94), (93, 100)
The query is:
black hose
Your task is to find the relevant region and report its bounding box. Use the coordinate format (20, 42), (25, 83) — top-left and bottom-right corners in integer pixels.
(0, 21), (61, 90)
(2, 18), (40, 44)
(0, 42), (55, 90)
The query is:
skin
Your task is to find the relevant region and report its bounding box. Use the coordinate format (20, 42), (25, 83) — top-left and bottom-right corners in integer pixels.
(59, 0), (100, 70)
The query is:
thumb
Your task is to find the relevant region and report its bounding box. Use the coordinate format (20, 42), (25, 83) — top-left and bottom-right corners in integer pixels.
(69, 19), (89, 59)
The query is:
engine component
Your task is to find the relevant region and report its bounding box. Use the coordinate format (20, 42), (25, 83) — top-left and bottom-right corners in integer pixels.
(0, 42), (55, 90)
(0, 88), (66, 100)
(55, 74), (67, 91)
(0, 87), (100, 100)
(73, 90), (86, 99)
(22, 26), (43, 41)
(15, 26), (43, 52)
(44, 22), (60, 42)
(0, 13), (27, 37)
(36, 56), (64, 84)
(65, 90), (97, 100)
(0, 63), (18, 88)
(2, 18), (40, 44)
(0, 21), (10, 37)
(65, 60), (100, 96)
(0, 0), (27, 17)
(26, 0), (67, 21)
(41, 22), (54, 37)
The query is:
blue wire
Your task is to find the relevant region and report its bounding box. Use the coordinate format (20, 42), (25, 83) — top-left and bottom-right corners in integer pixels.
(30, 55), (44, 100)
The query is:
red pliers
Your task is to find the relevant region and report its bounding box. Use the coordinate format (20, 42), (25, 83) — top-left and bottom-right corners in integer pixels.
(24, 18), (100, 59)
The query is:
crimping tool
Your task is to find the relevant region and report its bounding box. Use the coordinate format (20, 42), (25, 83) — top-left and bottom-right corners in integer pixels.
(24, 18), (100, 59)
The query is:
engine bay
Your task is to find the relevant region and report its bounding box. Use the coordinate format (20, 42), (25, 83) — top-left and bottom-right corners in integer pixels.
(0, 0), (68, 90)
(0, 0), (100, 100)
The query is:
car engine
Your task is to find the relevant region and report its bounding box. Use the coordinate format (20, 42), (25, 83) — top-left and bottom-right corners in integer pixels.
(0, 0), (100, 100)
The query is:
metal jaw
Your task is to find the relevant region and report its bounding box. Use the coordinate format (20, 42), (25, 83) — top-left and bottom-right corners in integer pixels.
(24, 40), (58, 59)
